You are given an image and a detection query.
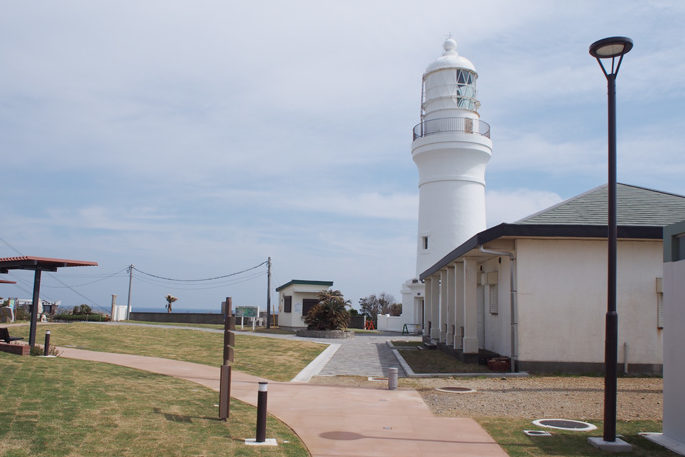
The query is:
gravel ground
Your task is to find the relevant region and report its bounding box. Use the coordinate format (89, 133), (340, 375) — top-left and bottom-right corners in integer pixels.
(310, 375), (663, 421)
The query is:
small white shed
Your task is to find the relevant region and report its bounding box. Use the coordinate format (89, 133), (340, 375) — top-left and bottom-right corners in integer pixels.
(276, 280), (333, 329)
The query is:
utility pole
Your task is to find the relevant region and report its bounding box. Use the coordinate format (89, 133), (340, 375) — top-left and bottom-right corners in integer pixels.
(126, 264), (134, 320)
(266, 257), (271, 329)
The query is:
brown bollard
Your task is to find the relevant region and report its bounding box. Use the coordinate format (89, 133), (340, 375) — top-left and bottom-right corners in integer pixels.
(43, 330), (51, 356)
(256, 382), (268, 442)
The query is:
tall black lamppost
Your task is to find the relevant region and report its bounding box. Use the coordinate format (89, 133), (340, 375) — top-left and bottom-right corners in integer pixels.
(589, 36), (633, 449)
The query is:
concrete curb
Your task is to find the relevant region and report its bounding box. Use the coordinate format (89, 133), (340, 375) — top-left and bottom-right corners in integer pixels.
(290, 343), (341, 383)
(390, 345), (529, 378)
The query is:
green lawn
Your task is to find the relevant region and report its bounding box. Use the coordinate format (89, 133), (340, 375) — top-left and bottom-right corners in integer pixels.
(479, 418), (676, 457)
(399, 348), (491, 373)
(0, 352), (308, 457)
(12, 323), (325, 382)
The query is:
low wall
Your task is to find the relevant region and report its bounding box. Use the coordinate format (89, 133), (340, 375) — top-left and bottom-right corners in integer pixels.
(377, 314), (419, 333)
(349, 315), (366, 329)
(129, 312), (224, 324)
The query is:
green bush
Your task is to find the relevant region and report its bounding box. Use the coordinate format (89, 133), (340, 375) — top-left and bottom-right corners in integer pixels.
(54, 313), (107, 322)
(72, 304), (92, 315)
(304, 289), (351, 330)
(15, 308), (30, 321)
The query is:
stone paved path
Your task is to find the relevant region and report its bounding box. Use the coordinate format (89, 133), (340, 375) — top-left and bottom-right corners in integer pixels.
(318, 333), (418, 377)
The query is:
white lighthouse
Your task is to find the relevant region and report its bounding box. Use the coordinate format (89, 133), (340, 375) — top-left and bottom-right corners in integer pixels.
(398, 38), (492, 333)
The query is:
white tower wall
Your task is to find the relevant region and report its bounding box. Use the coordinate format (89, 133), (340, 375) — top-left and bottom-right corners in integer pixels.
(412, 39), (492, 276)
(391, 38), (492, 335)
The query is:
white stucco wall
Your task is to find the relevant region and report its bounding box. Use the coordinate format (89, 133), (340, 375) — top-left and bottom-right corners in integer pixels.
(481, 256), (512, 357)
(516, 238), (663, 365)
(277, 283), (330, 328)
(663, 258), (685, 444)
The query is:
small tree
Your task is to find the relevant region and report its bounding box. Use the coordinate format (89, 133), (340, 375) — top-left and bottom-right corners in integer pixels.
(165, 294), (178, 313)
(304, 289), (351, 331)
(72, 304), (92, 315)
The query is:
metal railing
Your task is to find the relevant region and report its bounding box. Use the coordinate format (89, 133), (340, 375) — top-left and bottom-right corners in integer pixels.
(412, 117), (491, 140)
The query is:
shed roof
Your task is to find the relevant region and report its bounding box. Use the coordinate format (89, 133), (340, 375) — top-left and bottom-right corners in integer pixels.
(275, 280), (333, 292)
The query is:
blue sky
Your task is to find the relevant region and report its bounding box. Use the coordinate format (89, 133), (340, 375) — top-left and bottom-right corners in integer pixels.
(2, 1), (684, 313)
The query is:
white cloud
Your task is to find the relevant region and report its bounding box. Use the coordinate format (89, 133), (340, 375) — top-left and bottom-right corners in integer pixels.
(487, 189), (563, 225)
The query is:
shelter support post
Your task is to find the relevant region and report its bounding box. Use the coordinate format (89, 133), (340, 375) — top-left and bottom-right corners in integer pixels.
(29, 269), (42, 347)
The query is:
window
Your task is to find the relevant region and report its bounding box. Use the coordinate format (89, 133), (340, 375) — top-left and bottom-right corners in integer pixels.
(283, 296), (292, 313)
(302, 299), (319, 317)
(489, 284), (498, 315)
(422, 236), (429, 250)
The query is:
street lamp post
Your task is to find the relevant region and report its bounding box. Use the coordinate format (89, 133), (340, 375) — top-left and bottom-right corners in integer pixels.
(589, 36), (633, 451)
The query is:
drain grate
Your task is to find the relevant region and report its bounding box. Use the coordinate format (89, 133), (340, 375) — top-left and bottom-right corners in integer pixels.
(532, 419), (597, 431)
(523, 430), (552, 437)
(435, 386), (475, 393)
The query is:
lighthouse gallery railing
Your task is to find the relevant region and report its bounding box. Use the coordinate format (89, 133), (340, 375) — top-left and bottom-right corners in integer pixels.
(412, 117), (491, 141)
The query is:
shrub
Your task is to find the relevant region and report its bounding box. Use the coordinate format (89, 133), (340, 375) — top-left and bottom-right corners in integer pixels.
(15, 308), (30, 321)
(304, 289), (351, 331)
(72, 304), (92, 315)
(54, 313), (107, 322)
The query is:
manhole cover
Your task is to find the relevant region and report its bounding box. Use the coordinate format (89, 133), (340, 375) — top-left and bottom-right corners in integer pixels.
(435, 386), (475, 393)
(532, 419), (597, 431)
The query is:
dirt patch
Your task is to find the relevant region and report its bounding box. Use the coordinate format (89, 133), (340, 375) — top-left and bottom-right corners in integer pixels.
(403, 376), (663, 420)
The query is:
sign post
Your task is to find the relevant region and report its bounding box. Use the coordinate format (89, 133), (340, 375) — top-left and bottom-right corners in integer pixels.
(219, 297), (235, 420)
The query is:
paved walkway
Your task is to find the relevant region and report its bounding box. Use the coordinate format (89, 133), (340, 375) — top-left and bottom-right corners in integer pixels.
(58, 347), (508, 457)
(317, 334), (414, 378)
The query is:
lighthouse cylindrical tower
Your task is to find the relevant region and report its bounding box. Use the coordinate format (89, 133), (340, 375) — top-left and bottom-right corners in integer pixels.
(412, 38), (492, 276)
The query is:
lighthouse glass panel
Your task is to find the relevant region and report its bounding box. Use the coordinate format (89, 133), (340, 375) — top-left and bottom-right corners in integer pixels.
(455, 69), (478, 111)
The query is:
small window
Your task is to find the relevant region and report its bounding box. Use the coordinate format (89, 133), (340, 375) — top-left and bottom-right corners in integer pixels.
(422, 236), (429, 250)
(284, 296), (292, 313)
(489, 284), (498, 315)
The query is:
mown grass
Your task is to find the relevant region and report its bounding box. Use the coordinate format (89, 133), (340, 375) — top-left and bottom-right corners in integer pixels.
(478, 417), (676, 457)
(12, 323), (325, 382)
(390, 340), (423, 347)
(0, 352), (308, 457)
(399, 348), (491, 373)
(125, 320), (225, 329)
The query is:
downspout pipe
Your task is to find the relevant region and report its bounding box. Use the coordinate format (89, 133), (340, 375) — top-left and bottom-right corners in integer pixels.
(479, 246), (518, 372)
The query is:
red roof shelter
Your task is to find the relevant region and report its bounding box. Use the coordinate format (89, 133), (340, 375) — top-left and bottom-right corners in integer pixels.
(0, 256), (98, 347)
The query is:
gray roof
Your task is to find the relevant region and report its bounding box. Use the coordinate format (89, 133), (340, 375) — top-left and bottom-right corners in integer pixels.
(517, 183), (685, 227)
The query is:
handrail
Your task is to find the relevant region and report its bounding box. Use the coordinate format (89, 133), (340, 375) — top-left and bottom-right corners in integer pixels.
(412, 117), (491, 140)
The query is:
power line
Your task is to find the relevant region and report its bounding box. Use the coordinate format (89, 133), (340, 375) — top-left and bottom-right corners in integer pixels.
(42, 268), (128, 288)
(0, 236), (24, 256)
(132, 261), (267, 282)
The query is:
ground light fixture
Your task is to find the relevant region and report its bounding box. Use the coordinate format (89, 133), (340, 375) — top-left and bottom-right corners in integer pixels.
(588, 36), (633, 453)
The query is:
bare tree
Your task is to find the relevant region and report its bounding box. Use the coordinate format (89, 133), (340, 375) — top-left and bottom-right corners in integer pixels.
(358, 293), (399, 322)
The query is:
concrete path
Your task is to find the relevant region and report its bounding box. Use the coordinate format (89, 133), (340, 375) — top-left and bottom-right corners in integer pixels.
(317, 334), (414, 378)
(58, 347), (508, 457)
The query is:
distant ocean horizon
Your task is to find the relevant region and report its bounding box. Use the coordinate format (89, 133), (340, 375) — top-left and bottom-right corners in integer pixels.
(132, 307), (222, 314)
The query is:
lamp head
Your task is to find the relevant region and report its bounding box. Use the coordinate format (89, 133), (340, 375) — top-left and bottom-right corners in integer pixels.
(589, 36), (633, 78)
(589, 36), (633, 59)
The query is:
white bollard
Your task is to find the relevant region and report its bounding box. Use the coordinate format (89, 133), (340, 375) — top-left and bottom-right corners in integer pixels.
(388, 367), (398, 390)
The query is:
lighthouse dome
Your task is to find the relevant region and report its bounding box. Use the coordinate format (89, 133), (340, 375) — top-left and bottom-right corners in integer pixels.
(425, 38), (476, 74)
